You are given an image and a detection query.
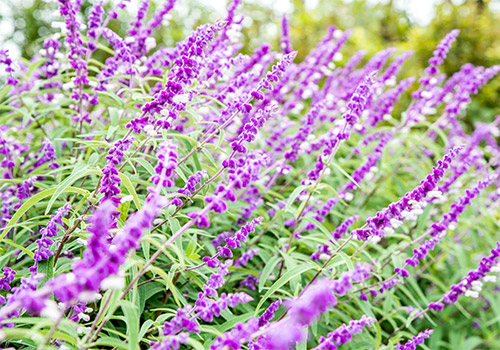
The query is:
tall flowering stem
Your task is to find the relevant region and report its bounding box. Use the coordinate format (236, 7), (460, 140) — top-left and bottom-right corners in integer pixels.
(282, 72), (376, 259)
(312, 315), (377, 350)
(133, 21), (228, 132)
(32, 204), (72, 269)
(352, 145), (463, 240)
(356, 175), (496, 300)
(406, 29), (460, 126)
(255, 264), (372, 349)
(58, 0), (89, 106)
(178, 51), (297, 166)
(280, 15), (293, 54)
(396, 329), (433, 350)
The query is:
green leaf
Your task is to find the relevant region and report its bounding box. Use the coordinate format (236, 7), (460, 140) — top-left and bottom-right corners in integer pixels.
(0, 84), (12, 103)
(121, 301), (139, 350)
(132, 157), (156, 176)
(45, 167), (99, 214)
(98, 91), (125, 108)
(118, 172), (141, 209)
(255, 264), (317, 314)
(0, 186), (89, 240)
(107, 125), (120, 139)
(138, 319), (155, 341)
(316, 183), (348, 206)
(93, 336), (129, 349)
(37, 256), (54, 285)
(258, 255), (281, 292)
(1, 238), (34, 258)
(331, 160), (364, 191)
(297, 339), (307, 350)
(286, 185), (309, 212)
(149, 266), (182, 307)
(110, 107), (120, 126)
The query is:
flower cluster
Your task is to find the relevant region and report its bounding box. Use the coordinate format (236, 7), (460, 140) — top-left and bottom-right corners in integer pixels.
(100, 137), (135, 207)
(189, 152), (268, 228)
(429, 241), (500, 310)
(313, 315), (377, 350)
(151, 142), (178, 187)
(305, 72), (376, 183)
(58, 0), (89, 101)
(32, 204), (72, 266)
(396, 329), (434, 350)
(0, 268), (16, 305)
(139, 21), (228, 123)
(231, 104), (279, 153)
(250, 51), (297, 102)
(171, 170), (206, 206)
(259, 264), (372, 349)
(406, 175), (495, 268)
(0, 50), (18, 86)
(352, 146), (463, 240)
(29, 139), (59, 172)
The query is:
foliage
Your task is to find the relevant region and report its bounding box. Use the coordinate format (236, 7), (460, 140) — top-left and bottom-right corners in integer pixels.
(0, 1), (500, 350)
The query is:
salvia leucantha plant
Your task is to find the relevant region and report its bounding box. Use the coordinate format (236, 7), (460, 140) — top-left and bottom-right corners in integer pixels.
(0, 0), (499, 349)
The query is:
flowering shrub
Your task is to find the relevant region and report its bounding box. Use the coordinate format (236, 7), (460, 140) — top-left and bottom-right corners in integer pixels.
(0, 1), (500, 349)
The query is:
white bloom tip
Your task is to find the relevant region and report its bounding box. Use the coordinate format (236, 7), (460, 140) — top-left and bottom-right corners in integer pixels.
(101, 275), (125, 290)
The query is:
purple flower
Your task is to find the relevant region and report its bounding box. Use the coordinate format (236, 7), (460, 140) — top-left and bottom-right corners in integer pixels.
(231, 104), (279, 154)
(28, 139), (59, 173)
(0, 268), (16, 291)
(189, 152), (269, 228)
(0, 273), (45, 322)
(58, 0), (89, 101)
(306, 71), (377, 183)
(68, 301), (89, 322)
(366, 77), (415, 127)
(172, 170), (205, 206)
(332, 215), (359, 240)
(258, 299), (282, 327)
(87, 2), (104, 40)
(32, 204), (72, 266)
(352, 146), (463, 240)
(396, 329), (433, 350)
(280, 15), (293, 54)
(405, 175), (495, 268)
(136, 20), (228, 129)
(284, 101), (325, 162)
(432, 241), (500, 308)
(261, 264), (372, 349)
(313, 315), (376, 350)
(406, 30), (460, 126)
(14, 177), (35, 210)
(150, 332), (190, 350)
(151, 142), (178, 187)
(210, 318), (260, 350)
(288, 279), (337, 326)
(0, 50), (18, 86)
(0, 268), (16, 304)
(100, 137), (135, 209)
(96, 28), (135, 95)
(240, 275), (259, 291)
(235, 248), (259, 267)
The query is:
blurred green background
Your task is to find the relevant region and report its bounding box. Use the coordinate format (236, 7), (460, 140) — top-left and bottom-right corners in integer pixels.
(1, 0), (499, 123)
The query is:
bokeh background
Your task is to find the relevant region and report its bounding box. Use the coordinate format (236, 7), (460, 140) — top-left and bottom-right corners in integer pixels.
(1, 0), (499, 126)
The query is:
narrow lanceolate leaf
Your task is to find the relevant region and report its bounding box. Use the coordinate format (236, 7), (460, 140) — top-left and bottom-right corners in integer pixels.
(44, 167), (100, 214)
(0, 186), (89, 240)
(255, 264), (317, 314)
(121, 301), (140, 350)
